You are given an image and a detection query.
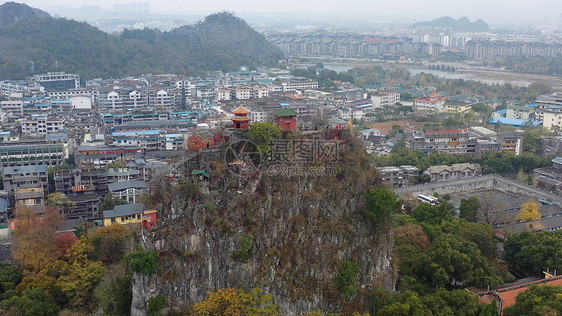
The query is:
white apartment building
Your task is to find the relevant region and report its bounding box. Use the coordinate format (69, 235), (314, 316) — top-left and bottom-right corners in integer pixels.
(235, 88), (252, 100)
(21, 117), (65, 135)
(506, 105), (534, 120)
(216, 89), (231, 101)
(0, 99), (23, 116)
(338, 108), (365, 120)
(371, 91), (401, 109)
(280, 80), (319, 92)
(543, 108), (562, 130)
(250, 111), (269, 123)
(253, 87), (269, 98)
(535, 92), (562, 122)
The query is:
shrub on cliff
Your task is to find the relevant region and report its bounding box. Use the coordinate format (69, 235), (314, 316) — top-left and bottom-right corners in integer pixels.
(365, 188), (400, 227)
(124, 246), (160, 276)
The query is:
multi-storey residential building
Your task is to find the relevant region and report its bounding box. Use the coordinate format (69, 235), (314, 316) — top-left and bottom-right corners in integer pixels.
(534, 157), (562, 194)
(48, 89), (98, 102)
(165, 133), (185, 151)
(55, 168), (108, 197)
(277, 78), (319, 92)
(33, 72), (80, 90)
(0, 98), (23, 116)
(3, 164), (49, 206)
(111, 130), (185, 151)
(235, 88), (252, 100)
(424, 163), (481, 183)
(497, 131), (525, 155)
(152, 89), (175, 110)
(371, 91), (400, 109)
(465, 39), (562, 61)
(413, 93), (447, 112)
(20, 117), (65, 135)
(541, 136), (562, 157)
(407, 128), (477, 155)
(0, 81), (43, 97)
(74, 144), (142, 169)
(253, 87), (269, 98)
(250, 111), (269, 123)
(108, 180), (148, 204)
(506, 105), (534, 120)
(216, 89), (231, 101)
(543, 106), (562, 130)
(378, 165), (420, 187)
(15, 187), (45, 207)
(535, 92), (562, 122)
(106, 168), (141, 183)
(0, 143), (65, 169)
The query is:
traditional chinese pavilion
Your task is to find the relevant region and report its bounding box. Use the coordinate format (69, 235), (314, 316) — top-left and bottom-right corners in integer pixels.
(232, 106), (251, 130)
(274, 108), (298, 131)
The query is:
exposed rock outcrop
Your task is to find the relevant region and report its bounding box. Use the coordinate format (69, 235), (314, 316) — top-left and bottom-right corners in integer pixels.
(131, 136), (396, 315)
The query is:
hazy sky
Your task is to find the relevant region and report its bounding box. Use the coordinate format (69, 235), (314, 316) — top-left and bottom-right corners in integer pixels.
(2, 0), (561, 25)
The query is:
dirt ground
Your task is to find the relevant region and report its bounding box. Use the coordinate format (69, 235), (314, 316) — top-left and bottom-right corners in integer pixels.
(369, 120), (425, 134)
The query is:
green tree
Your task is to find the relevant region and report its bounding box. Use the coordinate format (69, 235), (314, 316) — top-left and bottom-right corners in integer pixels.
(333, 260), (360, 299)
(248, 122), (282, 154)
(504, 230), (562, 275)
(523, 130), (542, 153)
(95, 265), (132, 316)
(503, 284), (562, 316)
(412, 203), (453, 225)
(459, 196), (480, 222)
(365, 188), (399, 226)
(124, 246), (160, 275)
(0, 263), (23, 300)
(148, 296), (168, 316)
(1, 287), (60, 316)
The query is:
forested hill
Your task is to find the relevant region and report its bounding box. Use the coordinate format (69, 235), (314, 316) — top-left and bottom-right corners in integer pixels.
(413, 16), (490, 32)
(0, 6), (284, 80)
(0, 2), (51, 26)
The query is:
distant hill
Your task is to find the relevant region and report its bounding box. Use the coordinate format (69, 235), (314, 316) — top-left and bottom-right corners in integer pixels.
(0, 2), (51, 27)
(0, 7), (284, 80)
(413, 16), (490, 32)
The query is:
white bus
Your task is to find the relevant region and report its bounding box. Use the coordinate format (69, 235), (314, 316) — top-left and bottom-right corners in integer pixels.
(417, 194), (439, 205)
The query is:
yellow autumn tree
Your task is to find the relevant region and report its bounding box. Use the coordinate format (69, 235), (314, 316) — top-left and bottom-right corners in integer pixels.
(516, 198), (542, 231)
(191, 288), (244, 316)
(191, 288), (279, 316)
(517, 198), (541, 221)
(11, 205), (62, 273)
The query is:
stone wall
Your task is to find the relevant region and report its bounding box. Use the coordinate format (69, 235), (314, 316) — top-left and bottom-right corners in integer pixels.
(395, 175), (562, 205)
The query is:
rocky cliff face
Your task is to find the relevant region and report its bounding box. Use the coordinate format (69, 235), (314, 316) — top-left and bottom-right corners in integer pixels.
(131, 137), (396, 315)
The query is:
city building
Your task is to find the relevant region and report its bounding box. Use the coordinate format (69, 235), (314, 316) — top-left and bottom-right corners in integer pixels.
(378, 165), (420, 187)
(74, 144), (142, 169)
(534, 157), (562, 195)
(506, 105), (535, 120)
(424, 163), (481, 183)
(102, 203), (155, 226)
(20, 117), (65, 135)
(371, 91), (400, 109)
(231, 106), (251, 130)
(0, 143), (65, 169)
(535, 92), (562, 122)
(3, 164), (49, 206)
(406, 128), (477, 155)
(33, 72), (80, 90)
(413, 93), (447, 112)
(274, 108), (298, 131)
(108, 180), (148, 204)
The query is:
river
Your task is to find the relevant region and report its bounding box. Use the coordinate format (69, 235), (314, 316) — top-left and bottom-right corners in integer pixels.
(322, 62), (562, 88)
